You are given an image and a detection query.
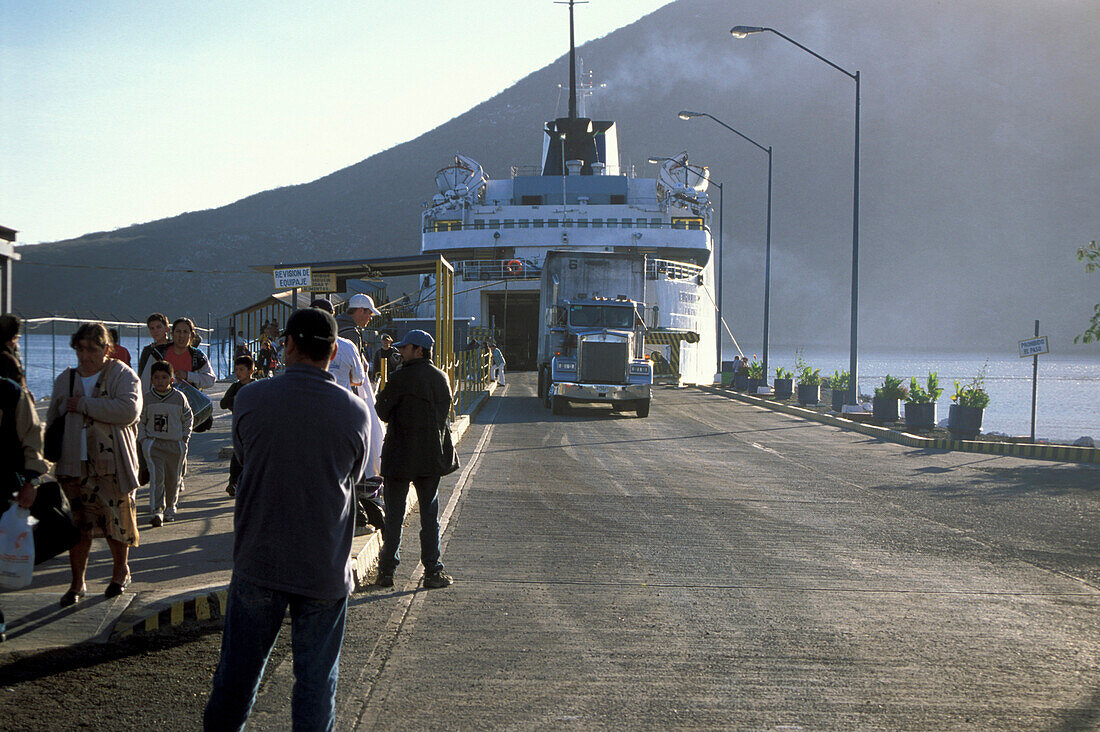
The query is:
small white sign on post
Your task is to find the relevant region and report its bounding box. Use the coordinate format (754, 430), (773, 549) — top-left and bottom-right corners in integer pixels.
(273, 267), (311, 291)
(303, 272), (336, 292)
(1018, 336), (1049, 358)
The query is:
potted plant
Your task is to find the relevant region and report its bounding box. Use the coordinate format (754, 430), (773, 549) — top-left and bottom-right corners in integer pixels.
(773, 366), (794, 399)
(948, 365), (990, 439)
(828, 369), (850, 412)
(745, 358), (764, 394)
(905, 372), (942, 431)
(794, 350), (821, 405)
(872, 374), (908, 424)
(732, 358), (749, 391)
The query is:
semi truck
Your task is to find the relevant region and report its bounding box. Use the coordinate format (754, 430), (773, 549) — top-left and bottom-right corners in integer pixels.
(536, 251), (653, 417)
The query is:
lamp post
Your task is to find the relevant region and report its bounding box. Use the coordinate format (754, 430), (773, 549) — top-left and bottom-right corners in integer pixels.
(731, 25), (861, 408)
(647, 156), (725, 377)
(678, 111), (772, 384)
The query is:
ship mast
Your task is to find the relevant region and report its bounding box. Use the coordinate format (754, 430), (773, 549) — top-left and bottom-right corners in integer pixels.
(556, 0), (587, 121)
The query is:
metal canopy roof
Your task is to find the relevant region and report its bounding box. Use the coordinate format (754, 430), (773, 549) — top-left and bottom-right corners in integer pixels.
(250, 254), (453, 280)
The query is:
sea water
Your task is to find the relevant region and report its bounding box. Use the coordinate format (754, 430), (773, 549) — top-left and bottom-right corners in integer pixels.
(15, 333), (1098, 443)
(723, 347), (1100, 443)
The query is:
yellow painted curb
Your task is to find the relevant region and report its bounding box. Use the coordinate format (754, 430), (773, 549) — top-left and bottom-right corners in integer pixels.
(700, 386), (1099, 465)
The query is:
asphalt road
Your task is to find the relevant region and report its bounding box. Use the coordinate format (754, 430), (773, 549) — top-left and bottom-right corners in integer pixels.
(4, 374), (1098, 730)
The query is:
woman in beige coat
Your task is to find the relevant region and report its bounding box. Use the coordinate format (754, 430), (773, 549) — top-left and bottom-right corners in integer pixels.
(46, 322), (142, 606)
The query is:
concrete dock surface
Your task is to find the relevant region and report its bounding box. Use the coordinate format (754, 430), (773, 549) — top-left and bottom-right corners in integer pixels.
(2, 374), (1098, 730)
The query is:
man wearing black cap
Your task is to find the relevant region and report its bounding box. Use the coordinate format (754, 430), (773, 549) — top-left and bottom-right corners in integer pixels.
(205, 308), (371, 730)
(374, 329), (459, 589)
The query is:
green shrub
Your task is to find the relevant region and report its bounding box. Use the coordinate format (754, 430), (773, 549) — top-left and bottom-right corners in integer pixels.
(829, 369), (850, 392)
(952, 364), (990, 409)
(745, 358), (763, 379)
(775, 366), (793, 380)
(794, 349), (821, 386)
(907, 372), (943, 404)
(874, 374), (908, 400)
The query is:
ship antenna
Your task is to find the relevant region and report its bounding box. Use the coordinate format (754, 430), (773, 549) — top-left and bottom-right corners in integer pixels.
(555, 0), (587, 121)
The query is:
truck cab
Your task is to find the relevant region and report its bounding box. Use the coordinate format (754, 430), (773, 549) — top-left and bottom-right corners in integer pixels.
(537, 254), (654, 418)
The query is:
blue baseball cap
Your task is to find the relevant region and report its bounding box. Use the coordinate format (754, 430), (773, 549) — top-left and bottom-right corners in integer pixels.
(393, 329), (434, 349)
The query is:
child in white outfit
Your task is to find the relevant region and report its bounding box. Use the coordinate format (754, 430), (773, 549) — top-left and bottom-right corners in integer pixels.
(139, 361), (192, 526)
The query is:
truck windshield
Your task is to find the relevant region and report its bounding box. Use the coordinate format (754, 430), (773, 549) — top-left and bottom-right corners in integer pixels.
(569, 304), (636, 329)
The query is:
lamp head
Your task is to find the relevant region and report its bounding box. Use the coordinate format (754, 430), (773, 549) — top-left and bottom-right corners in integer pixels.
(678, 110), (704, 120)
(730, 25), (765, 38)
(646, 156), (667, 165)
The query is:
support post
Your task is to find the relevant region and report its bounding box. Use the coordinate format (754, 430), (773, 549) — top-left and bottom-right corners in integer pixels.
(1031, 319), (1039, 443)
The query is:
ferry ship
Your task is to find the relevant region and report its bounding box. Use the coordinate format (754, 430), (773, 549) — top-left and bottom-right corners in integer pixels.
(415, 2), (718, 384)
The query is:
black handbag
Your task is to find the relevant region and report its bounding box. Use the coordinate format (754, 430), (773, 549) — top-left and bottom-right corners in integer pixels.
(29, 480), (81, 564)
(43, 370), (76, 462)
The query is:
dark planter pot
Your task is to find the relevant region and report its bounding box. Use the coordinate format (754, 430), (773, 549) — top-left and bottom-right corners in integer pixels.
(904, 402), (937, 431)
(746, 377), (762, 394)
(773, 378), (793, 399)
(733, 371), (749, 391)
(831, 387), (847, 412)
(948, 404), (984, 440)
(872, 396), (902, 424)
(797, 383), (820, 405)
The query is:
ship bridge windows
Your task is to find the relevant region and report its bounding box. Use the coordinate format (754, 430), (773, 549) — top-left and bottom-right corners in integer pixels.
(432, 220), (462, 232)
(518, 219), (529, 229)
(672, 217), (705, 231)
(619, 217), (631, 228)
(489, 219), (500, 229)
(576, 219), (588, 228)
(604, 218), (616, 227)
(474, 219), (486, 230)
(547, 219), (559, 228)
(650, 218), (662, 228)
(533, 219), (545, 228)
(503, 219), (514, 229)
(591, 219), (603, 228)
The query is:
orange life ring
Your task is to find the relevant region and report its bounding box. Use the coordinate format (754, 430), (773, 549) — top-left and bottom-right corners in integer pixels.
(504, 259), (523, 276)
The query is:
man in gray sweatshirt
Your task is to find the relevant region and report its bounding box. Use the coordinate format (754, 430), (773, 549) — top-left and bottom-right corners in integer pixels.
(205, 308), (370, 731)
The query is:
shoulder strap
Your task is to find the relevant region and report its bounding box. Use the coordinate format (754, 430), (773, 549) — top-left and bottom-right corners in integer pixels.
(68, 368), (76, 395)
(190, 347), (208, 371)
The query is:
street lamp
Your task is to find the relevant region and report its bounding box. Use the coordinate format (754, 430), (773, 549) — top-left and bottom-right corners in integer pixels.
(678, 111), (772, 385)
(647, 156), (725, 377)
(730, 25), (862, 408)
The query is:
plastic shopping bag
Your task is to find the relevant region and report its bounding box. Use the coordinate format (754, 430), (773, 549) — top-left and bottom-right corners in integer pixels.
(0, 504), (36, 589)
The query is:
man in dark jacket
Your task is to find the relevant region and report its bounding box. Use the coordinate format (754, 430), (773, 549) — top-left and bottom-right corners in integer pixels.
(374, 329), (458, 589)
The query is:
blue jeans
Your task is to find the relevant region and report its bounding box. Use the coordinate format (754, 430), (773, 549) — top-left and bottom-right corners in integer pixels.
(379, 475), (443, 575)
(204, 576), (348, 732)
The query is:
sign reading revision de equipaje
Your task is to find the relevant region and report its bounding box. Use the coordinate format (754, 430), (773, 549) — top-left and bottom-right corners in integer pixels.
(1018, 336), (1049, 358)
(273, 267), (311, 290)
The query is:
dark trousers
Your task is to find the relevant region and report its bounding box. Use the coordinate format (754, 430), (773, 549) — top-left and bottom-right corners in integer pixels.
(378, 475), (443, 575)
(204, 576), (347, 732)
(229, 454), (243, 486)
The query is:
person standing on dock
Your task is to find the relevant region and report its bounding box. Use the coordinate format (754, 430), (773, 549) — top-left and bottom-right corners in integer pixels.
(0, 313), (28, 391)
(335, 293), (381, 365)
(374, 329), (459, 590)
(204, 307), (370, 731)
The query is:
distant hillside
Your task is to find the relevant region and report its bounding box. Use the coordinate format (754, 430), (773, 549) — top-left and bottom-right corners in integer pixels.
(14, 0), (1100, 352)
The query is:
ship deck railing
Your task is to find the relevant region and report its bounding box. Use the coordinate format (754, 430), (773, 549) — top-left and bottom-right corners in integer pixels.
(455, 259), (542, 281)
(647, 259), (703, 281)
(424, 217), (708, 234)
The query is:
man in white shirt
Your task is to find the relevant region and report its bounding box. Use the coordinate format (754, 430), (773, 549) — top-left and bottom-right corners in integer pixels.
(312, 300), (383, 476)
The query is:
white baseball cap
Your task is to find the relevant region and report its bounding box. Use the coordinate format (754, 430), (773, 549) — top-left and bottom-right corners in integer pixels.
(348, 293), (381, 315)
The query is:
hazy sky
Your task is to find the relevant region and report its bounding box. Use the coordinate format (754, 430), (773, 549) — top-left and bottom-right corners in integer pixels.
(1, 0), (670, 244)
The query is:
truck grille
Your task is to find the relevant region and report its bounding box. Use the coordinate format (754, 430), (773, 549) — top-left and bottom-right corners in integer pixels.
(579, 341), (628, 383)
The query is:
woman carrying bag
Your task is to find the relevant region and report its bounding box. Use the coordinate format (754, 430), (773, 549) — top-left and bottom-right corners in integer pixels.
(45, 322), (142, 607)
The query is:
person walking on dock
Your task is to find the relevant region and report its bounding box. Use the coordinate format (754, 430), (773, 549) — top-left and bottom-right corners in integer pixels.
(374, 329), (459, 590)
(138, 361), (192, 526)
(136, 313), (170, 390)
(204, 307), (370, 731)
(46, 322), (142, 606)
